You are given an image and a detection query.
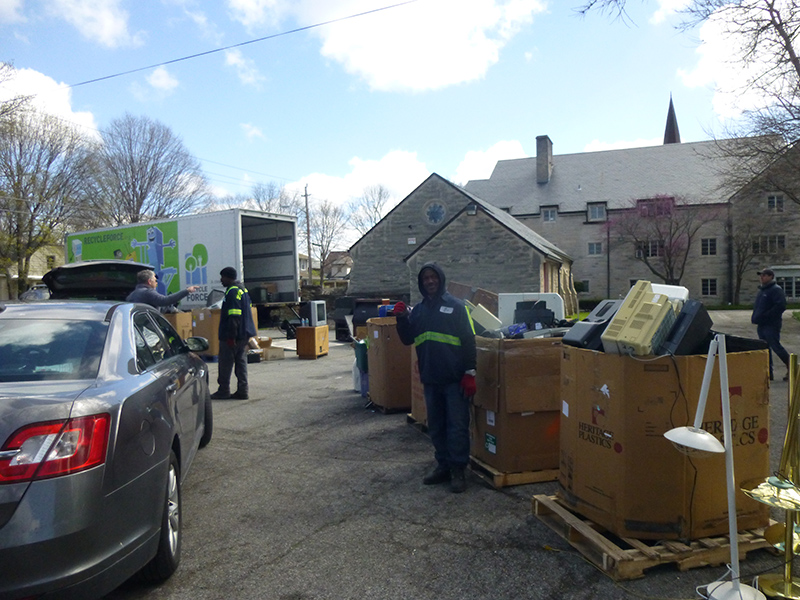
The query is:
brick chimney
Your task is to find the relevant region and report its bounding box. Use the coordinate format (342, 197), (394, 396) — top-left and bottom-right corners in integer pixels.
(536, 135), (553, 184)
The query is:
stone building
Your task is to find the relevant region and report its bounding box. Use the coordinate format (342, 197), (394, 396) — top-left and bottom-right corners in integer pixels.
(464, 104), (800, 304)
(347, 173), (574, 309)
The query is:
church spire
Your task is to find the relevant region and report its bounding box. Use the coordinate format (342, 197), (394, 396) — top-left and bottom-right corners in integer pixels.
(663, 95), (681, 144)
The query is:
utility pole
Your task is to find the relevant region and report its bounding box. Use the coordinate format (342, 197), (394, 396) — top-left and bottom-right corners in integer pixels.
(303, 184), (312, 285)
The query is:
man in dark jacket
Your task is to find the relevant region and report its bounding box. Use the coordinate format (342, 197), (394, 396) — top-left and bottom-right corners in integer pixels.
(126, 269), (198, 310)
(212, 266), (257, 400)
(395, 263), (476, 493)
(751, 268), (790, 381)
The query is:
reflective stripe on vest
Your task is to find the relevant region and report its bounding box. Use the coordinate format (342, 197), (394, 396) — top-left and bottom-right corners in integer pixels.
(414, 330), (462, 347)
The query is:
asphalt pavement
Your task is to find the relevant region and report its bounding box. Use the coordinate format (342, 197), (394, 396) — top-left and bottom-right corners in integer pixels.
(105, 310), (800, 600)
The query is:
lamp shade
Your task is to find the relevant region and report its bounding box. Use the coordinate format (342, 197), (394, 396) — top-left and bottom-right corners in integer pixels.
(664, 425), (725, 455)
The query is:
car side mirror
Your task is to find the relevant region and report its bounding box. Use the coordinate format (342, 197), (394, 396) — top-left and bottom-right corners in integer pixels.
(185, 337), (210, 353)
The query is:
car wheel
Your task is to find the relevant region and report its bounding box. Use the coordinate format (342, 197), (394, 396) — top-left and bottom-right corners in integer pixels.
(139, 450), (181, 583)
(199, 393), (213, 448)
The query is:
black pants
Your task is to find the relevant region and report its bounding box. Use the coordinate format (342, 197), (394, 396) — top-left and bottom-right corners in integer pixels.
(757, 324), (790, 376)
(217, 339), (249, 394)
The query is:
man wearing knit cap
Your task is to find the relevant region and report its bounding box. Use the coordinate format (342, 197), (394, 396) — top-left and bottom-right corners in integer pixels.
(212, 266), (257, 400)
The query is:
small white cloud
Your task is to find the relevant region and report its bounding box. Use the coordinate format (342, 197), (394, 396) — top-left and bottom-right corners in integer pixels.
(226, 0), (285, 32)
(453, 140), (527, 185)
(649, 0), (690, 25)
(147, 66), (179, 92)
(0, 67), (98, 137)
(241, 122), (264, 139)
(225, 49), (265, 86)
(583, 137), (662, 152)
(0, 0), (25, 23)
(48, 0), (142, 48)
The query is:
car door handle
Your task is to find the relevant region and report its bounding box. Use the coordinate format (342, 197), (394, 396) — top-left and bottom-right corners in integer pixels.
(166, 382), (178, 395)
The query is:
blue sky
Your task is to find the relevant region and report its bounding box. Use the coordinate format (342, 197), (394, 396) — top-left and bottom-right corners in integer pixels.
(0, 0), (750, 247)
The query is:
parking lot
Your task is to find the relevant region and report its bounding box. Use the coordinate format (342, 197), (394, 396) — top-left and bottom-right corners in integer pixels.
(106, 311), (800, 600)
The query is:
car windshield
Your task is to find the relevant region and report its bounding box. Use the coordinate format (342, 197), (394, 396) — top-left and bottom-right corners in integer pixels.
(0, 320), (108, 382)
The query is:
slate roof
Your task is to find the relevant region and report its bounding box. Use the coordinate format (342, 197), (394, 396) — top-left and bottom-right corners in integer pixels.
(407, 177), (571, 263)
(464, 139), (745, 215)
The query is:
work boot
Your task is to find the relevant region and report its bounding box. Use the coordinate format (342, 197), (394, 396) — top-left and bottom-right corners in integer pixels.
(210, 389), (231, 400)
(231, 390), (249, 400)
(450, 467), (466, 493)
(422, 465), (451, 485)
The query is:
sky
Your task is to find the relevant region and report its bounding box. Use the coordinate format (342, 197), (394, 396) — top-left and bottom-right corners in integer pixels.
(0, 0), (760, 249)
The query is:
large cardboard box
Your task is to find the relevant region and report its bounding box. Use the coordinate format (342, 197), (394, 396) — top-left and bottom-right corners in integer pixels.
(558, 345), (771, 540)
(164, 311), (193, 341)
(366, 317), (412, 411)
(191, 307), (259, 356)
(410, 350), (426, 426)
(471, 336), (562, 473)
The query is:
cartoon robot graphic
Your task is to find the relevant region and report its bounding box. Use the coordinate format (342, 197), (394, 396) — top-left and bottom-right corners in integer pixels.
(131, 226), (177, 295)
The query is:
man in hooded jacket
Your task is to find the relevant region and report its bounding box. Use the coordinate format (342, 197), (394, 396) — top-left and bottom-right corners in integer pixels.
(751, 268), (790, 381)
(394, 263), (476, 493)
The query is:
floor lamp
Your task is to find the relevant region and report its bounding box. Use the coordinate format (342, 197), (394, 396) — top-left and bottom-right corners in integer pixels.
(742, 353), (800, 599)
(664, 333), (766, 600)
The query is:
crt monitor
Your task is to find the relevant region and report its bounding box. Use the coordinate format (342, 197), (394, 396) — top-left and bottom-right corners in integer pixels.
(309, 300), (327, 327)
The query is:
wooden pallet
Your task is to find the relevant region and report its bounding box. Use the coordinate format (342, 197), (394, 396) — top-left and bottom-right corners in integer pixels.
(532, 494), (775, 581)
(469, 457), (558, 489)
(406, 414), (428, 434)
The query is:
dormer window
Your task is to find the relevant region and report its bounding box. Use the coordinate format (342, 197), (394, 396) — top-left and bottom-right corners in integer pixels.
(587, 203), (606, 222)
(542, 207), (557, 222)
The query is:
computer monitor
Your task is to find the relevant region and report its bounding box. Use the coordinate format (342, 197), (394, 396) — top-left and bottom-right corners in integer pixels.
(309, 300), (327, 327)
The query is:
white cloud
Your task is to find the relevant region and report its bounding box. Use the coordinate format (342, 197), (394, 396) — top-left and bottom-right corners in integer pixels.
(241, 122), (264, 139)
(452, 140), (526, 184)
(147, 66), (179, 92)
(227, 0), (545, 92)
(225, 49), (265, 86)
(0, 67), (98, 137)
(649, 0), (690, 25)
(47, 0), (141, 47)
(583, 137), (662, 152)
(0, 0), (25, 23)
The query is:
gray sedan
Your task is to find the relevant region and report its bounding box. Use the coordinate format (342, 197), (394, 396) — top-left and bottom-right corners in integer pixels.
(0, 301), (212, 599)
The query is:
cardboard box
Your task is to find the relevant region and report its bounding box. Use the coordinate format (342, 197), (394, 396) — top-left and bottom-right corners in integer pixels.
(191, 307), (259, 356)
(410, 350), (426, 426)
(470, 336), (563, 473)
(474, 336), (563, 414)
(558, 345), (770, 540)
(296, 325), (329, 359)
(366, 317), (412, 411)
(257, 336), (273, 348)
(164, 311), (193, 341)
(263, 347), (285, 361)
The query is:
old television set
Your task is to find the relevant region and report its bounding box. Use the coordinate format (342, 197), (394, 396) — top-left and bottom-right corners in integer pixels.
(309, 300), (327, 327)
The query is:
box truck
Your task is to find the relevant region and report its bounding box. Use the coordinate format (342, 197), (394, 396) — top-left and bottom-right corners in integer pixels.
(65, 208), (300, 313)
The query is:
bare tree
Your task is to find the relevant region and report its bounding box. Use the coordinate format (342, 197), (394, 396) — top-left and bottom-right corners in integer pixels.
(609, 195), (722, 285)
(93, 113), (212, 225)
(310, 199), (349, 287)
(0, 62), (31, 124)
(347, 184), (392, 236)
(0, 109), (96, 296)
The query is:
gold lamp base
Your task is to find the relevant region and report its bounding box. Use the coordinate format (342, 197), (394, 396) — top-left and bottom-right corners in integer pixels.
(757, 574), (800, 599)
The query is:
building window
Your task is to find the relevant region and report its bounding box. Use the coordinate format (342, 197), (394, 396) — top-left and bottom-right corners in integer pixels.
(777, 276), (800, 299)
(542, 207), (557, 222)
(768, 195), (785, 212)
(636, 240), (664, 258)
(701, 238), (717, 256)
(637, 197), (674, 217)
(752, 235), (787, 254)
(587, 203), (606, 222)
(588, 242), (602, 255)
(702, 278), (718, 296)
(580, 280), (590, 294)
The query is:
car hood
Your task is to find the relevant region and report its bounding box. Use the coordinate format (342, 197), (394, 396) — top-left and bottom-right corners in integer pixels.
(43, 260), (152, 301)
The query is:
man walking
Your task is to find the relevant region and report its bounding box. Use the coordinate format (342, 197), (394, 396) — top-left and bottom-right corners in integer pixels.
(394, 263), (476, 493)
(211, 267), (257, 400)
(752, 268), (790, 381)
(126, 269), (198, 310)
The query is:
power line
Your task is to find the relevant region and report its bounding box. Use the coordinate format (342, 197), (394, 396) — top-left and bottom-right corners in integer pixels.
(68, 0), (422, 88)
